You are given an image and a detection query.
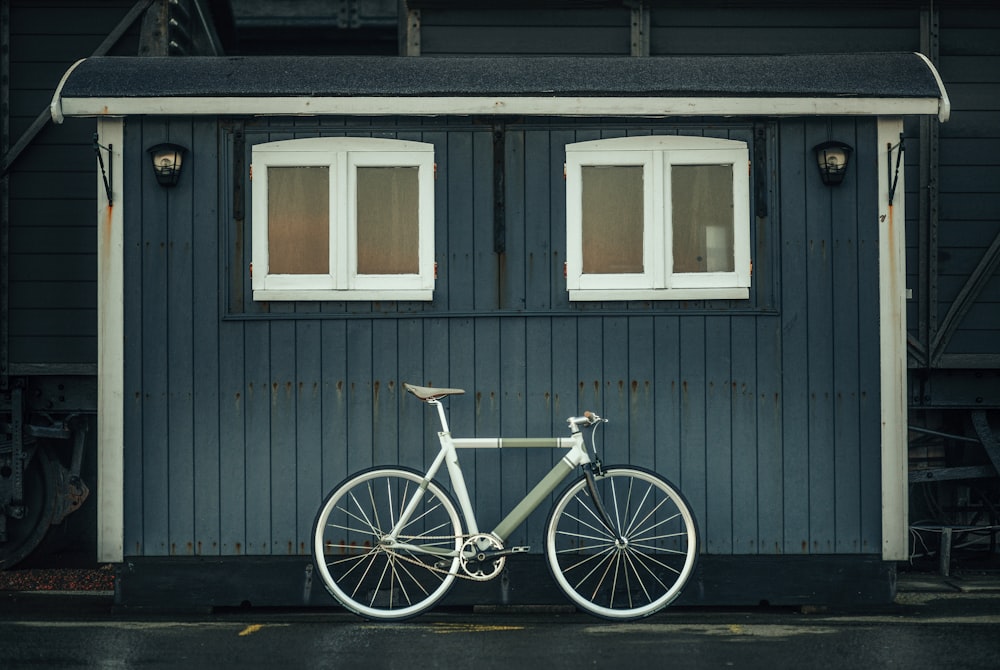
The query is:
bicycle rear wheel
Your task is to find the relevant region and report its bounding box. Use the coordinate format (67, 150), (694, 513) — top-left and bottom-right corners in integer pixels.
(312, 466), (463, 620)
(544, 465), (698, 620)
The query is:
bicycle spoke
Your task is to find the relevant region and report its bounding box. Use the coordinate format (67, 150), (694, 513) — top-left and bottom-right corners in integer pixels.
(313, 468), (462, 620)
(546, 466), (698, 620)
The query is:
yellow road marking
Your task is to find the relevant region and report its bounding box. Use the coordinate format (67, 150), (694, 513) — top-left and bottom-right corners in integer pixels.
(431, 623), (524, 634)
(238, 624), (265, 637)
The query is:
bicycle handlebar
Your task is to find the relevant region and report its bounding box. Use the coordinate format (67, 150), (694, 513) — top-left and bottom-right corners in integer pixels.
(568, 411), (606, 427)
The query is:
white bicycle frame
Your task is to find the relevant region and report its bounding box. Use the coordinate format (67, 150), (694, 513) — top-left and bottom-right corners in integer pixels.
(385, 397), (595, 550)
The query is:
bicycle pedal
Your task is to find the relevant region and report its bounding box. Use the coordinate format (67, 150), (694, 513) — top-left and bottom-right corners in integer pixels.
(510, 546), (530, 553)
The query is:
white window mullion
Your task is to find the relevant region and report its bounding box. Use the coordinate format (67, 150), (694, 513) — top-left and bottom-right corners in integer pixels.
(336, 151), (351, 290)
(656, 150), (670, 288)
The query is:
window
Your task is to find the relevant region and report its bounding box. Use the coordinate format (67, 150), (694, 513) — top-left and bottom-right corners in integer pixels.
(251, 137), (435, 301)
(565, 135), (750, 301)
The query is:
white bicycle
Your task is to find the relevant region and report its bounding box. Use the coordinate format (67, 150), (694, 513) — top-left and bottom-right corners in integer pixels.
(312, 382), (699, 621)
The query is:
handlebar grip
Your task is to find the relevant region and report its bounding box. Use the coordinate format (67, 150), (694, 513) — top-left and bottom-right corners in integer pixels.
(569, 411), (605, 426)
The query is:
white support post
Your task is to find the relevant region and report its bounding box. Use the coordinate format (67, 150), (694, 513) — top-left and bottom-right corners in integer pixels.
(96, 116), (124, 563)
(878, 117), (909, 561)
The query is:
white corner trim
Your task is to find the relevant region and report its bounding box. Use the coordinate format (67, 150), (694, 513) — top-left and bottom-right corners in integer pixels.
(878, 117), (909, 561)
(96, 117), (125, 563)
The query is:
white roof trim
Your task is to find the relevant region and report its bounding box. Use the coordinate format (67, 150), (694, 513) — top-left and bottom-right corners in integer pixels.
(914, 52), (951, 122)
(50, 58), (87, 125)
(53, 94), (944, 122)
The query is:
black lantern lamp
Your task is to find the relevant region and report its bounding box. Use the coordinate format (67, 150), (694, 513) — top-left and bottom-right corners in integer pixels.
(148, 143), (187, 187)
(813, 141), (853, 186)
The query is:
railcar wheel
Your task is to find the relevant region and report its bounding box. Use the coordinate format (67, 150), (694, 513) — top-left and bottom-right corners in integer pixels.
(0, 445), (60, 569)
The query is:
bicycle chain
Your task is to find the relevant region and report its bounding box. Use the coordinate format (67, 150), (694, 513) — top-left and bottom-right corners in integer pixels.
(379, 534), (500, 582)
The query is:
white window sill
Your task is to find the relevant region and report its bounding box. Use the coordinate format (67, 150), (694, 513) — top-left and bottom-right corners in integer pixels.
(253, 289), (434, 302)
(568, 287), (750, 301)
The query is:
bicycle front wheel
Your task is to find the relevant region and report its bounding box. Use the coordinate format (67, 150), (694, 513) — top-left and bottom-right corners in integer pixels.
(312, 466), (463, 620)
(544, 465), (699, 620)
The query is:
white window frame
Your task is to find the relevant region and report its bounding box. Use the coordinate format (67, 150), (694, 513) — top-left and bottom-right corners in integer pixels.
(566, 135), (751, 301)
(251, 137), (435, 301)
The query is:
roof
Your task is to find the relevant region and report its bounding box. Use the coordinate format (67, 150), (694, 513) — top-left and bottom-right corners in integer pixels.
(51, 53), (950, 122)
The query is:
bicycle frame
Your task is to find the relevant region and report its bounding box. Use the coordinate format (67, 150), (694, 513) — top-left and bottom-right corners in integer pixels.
(385, 397), (593, 550)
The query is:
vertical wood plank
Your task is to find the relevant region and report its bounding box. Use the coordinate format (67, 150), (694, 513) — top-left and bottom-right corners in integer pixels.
(444, 317), (476, 509)
(806, 120), (837, 554)
(779, 120), (810, 555)
(219, 321), (247, 556)
(731, 316), (760, 554)
(473, 317), (501, 531)
(268, 320), (297, 555)
(524, 316), (555, 541)
(755, 316), (783, 555)
(627, 316), (655, 470)
(166, 119), (196, 557)
(679, 317), (707, 529)
(856, 119), (883, 554)
(243, 320), (271, 554)
(396, 319), (425, 470)
(346, 320), (373, 473)
(499, 316), (528, 545)
(319, 319), (348, 493)
(444, 130), (473, 312)
(831, 118), (863, 554)
(295, 320), (323, 554)
(503, 130), (527, 311)
(705, 315), (733, 554)
(602, 316), (630, 464)
(653, 316), (682, 484)
(524, 130), (553, 311)
(192, 120), (221, 556)
(141, 119), (170, 556)
(372, 319), (400, 466)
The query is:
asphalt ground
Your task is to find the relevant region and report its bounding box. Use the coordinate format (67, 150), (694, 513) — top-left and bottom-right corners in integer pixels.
(1, 569), (999, 669)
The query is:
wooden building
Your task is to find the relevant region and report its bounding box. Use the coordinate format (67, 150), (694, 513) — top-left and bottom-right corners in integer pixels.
(3, 0), (998, 607)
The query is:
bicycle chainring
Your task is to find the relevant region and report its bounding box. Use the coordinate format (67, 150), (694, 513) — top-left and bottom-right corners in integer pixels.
(460, 533), (506, 581)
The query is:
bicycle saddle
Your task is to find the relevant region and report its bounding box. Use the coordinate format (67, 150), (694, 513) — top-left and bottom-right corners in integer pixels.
(403, 382), (466, 400)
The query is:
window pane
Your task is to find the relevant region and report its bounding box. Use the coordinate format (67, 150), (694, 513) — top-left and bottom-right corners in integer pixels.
(357, 166), (419, 275)
(267, 166), (329, 275)
(582, 165), (644, 274)
(672, 164), (734, 273)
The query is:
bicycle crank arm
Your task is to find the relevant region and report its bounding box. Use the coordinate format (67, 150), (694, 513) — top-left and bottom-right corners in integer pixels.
(488, 545), (530, 559)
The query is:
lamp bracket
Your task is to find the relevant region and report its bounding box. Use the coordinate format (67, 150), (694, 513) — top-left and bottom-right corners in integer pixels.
(888, 133), (904, 206)
(93, 133), (113, 205)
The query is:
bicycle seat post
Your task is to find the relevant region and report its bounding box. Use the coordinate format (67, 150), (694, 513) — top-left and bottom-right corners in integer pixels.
(428, 397), (451, 434)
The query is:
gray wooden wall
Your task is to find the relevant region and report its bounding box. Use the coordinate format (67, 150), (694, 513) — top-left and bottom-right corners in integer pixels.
(121, 114), (883, 559)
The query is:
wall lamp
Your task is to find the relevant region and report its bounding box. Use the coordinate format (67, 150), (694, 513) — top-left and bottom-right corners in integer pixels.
(813, 141), (853, 186)
(148, 143), (187, 187)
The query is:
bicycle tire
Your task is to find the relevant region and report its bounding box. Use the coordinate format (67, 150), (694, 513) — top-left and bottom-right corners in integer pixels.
(544, 465), (699, 620)
(312, 466), (463, 620)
